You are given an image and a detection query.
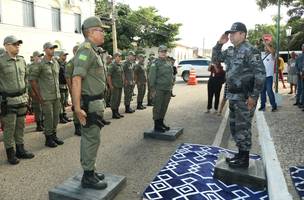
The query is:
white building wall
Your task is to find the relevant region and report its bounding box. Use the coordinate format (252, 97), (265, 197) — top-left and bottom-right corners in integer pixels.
(0, 0), (96, 62)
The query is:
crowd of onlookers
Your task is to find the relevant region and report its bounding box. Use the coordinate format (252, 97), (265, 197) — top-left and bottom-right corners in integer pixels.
(205, 41), (304, 114)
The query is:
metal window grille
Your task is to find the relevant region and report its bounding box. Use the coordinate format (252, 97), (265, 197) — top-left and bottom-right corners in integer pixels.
(52, 7), (61, 31)
(23, 0), (35, 27)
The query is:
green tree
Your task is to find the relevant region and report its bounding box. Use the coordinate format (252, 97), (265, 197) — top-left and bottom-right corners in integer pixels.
(255, 0), (304, 50)
(95, 1), (181, 54)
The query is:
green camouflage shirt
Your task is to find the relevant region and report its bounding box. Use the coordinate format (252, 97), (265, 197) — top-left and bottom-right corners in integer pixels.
(134, 62), (147, 84)
(0, 53), (28, 105)
(28, 57), (60, 101)
(148, 58), (174, 91)
(108, 61), (124, 88)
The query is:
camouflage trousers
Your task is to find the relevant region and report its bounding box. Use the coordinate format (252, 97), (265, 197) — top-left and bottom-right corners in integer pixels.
(229, 100), (256, 151)
(153, 89), (171, 120)
(124, 84), (134, 106)
(137, 83), (146, 103)
(2, 106), (27, 149)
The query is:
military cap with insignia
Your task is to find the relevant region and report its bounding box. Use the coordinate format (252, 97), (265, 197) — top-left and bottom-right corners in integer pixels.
(158, 45), (168, 52)
(82, 16), (107, 30)
(3, 35), (23, 45)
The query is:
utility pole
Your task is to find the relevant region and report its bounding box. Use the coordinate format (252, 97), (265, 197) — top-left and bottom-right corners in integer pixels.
(275, 0), (281, 93)
(111, 0), (118, 53)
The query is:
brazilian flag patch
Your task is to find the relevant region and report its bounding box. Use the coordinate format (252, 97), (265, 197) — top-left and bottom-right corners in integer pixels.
(79, 54), (87, 61)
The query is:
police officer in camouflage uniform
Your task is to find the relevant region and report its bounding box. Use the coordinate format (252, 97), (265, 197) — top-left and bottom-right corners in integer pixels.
(123, 51), (136, 113)
(107, 52), (125, 119)
(72, 16), (107, 190)
(134, 54), (147, 110)
(147, 53), (155, 106)
(29, 42), (64, 148)
(149, 45), (174, 132)
(0, 35), (34, 165)
(212, 22), (266, 168)
(28, 51), (44, 131)
(57, 51), (71, 123)
(66, 45), (81, 136)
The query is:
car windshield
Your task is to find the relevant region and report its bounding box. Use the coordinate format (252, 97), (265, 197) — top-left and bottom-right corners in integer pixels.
(179, 60), (210, 66)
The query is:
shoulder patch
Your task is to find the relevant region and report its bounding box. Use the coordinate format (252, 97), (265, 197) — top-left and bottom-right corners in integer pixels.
(79, 54), (88, 61)
(84, 42), (91, 49)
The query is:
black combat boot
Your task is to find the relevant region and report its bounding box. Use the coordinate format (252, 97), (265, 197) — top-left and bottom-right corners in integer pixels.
(101, 118), (111, 125)
(81, 170), (107, 190)
(95, 172), (105, 181)
(147, 101), (153, 106)
(36, 121), (44, 132)
(160, 119), (170, 131)
(59, 114), (68, 123)
(154, 120), (166, 132)
(6, 147), (20, 165)
(125, 105), (135, 113)
(63, 113), (72, 122)
(74, 123), (81, 136)
(45, 135), (57, 148)
(52, 132), (64, 145)
(112, 109), (120, 119)
(225, 151), (239, 163)
(228, 150), (249, 169)
(15, 144), (35, 159)
(117, 109), (124, 118)
(137, 103), (144, 110)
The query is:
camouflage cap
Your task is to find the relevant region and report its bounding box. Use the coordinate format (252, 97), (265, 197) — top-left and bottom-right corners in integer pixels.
(3, 35), (23, 45)
(82, 16), (106, 30)
(137, 54), (145, 58)
(149, 52), (155, 57)
(225, 22), (247, 34)
(158, 45), (168, 52)
(58, 50), (69, 56)
(113, 52), (122, 57)
(32, 51), (44, 57)
(128, 51), (136, 56)
(43, 42), (58, 49)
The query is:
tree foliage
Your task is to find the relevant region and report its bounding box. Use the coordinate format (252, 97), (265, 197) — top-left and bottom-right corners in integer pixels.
(252, 0), (304, 50)
(95, 0), (181, 54)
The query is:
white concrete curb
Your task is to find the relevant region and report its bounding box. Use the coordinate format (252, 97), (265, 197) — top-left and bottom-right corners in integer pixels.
(256, 110), (292, 200)
(212, 108), (229, 146)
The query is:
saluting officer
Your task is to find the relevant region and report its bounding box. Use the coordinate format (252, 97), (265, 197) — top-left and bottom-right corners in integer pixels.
(149, 45), (174, 132)
(134, 54), (147, 110)
(212, 22), (266, 168)
(72, 16), (108, 190)
(0, 35), (34, 165)
(29, 42), (64, 148)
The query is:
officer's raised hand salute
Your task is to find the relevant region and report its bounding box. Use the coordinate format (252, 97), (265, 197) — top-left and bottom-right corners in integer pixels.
(212, 22), (266, 169)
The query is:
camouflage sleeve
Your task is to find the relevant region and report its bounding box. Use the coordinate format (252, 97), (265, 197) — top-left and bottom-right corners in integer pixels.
(212, 42), (227, 63)
(248, 48), (266, 100)
(65, 59), (73, 78)
(73, 47), (93, 77)
(28, 63), (41, 81)
(148, 63), (157, 89)
(107, 63), (114, 76)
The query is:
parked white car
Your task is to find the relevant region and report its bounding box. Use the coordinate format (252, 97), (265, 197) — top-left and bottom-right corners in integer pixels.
(177, 58), (211, 82)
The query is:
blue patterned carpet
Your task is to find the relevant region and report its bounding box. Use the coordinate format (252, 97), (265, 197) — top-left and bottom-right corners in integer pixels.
(143, 143), (268, 200)
(290, 166), (304, 199)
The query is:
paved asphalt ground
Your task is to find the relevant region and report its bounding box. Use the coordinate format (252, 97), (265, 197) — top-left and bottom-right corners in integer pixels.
(0, 78), (302, 200)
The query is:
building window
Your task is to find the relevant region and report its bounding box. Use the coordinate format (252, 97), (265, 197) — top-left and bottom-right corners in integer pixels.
(52, 7), (61, 31)
(74, 13), (81, 33)
(23, 0), (35, 27)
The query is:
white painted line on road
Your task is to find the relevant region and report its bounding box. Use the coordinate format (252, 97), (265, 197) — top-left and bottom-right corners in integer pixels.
(212, 108), (229, 146)
(256, 111), (292, 200)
